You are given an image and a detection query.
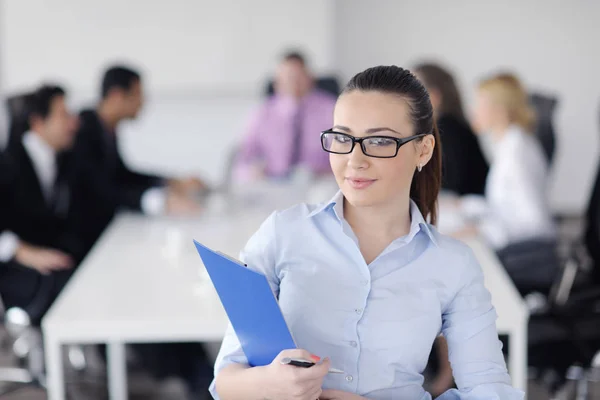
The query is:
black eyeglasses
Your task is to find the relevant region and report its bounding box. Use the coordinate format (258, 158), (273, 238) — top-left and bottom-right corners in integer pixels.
(320, 130), (428, 158)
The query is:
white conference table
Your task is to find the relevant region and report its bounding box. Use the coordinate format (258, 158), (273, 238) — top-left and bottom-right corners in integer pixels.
(460, 237), (529, 394)
(42, 185), (529, 399)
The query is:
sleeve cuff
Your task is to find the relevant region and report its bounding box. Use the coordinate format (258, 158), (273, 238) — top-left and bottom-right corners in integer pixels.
(478, 216), (509, 249)
(0, 231), (19, 262)
(141, 187), (167, 216)
(460, 195), (489, 219)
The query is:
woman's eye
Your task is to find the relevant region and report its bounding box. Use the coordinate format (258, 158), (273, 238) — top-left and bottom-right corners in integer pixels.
(367, 137), (396, 146)
(334, 135), (351, 143)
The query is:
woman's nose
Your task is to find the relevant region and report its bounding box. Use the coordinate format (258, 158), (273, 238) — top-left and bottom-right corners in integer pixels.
(347, 143), (369, 169)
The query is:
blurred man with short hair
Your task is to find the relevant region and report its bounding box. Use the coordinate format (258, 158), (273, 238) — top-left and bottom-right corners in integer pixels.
(234, 51), (336, 181)
(0, 85), (81, 321)
(71, 65), (205, 253)
(71, 65), (213, 399)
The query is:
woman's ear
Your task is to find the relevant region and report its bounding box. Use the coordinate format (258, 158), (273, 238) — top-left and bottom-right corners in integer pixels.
(418, 135), (435, 168)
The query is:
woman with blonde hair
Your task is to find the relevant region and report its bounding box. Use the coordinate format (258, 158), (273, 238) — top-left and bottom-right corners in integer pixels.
(462, 72), (556, 251)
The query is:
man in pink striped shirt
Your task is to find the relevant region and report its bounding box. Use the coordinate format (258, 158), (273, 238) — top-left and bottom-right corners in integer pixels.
(234, 52), (336, 181)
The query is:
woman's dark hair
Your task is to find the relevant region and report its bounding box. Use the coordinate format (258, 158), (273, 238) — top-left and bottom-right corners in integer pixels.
(413, 63), (465, 121)
(343, 65), (442, 225)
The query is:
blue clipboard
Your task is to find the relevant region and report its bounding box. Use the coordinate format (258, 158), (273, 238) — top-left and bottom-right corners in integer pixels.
(193, 240), (296, 367)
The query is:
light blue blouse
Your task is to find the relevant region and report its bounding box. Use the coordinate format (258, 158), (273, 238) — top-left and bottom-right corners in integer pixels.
(210, 191), (524, 399)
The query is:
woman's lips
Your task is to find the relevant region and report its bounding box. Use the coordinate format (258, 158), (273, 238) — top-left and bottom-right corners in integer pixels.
(346, 178), (377, 189)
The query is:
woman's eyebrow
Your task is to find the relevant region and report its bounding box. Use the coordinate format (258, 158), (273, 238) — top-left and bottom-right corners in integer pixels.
(332, 125), (402, 134)
(332, 125), (405, 137)
(365, 127), (402, 135)
(332, 125), (351, 132)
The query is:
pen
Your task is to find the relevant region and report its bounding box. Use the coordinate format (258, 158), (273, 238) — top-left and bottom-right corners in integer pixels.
(280, 357), (345, 374)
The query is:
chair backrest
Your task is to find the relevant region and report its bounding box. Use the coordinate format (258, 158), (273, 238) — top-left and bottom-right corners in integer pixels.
(585, 167), (600, 283)
(264, 76), (341, 98)
(6, 92), (35, 151)
(496, 238), (561, 296)
(583, 102), (600, 284)
(529, 93), (558, 166)
(220, 143), (241, 191)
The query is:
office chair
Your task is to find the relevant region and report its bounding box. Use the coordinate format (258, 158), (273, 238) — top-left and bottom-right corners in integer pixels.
(527, 109), (600, 398)
(0, 275), (55, 395)
(584, 162), (600, 286)
(5, 92), (34, 152)
(528, 257), (600, 399)
(496, 238), (561, 297)
(264, 76), (341, 97)
(0, 277), (91, 398)
(529, 93), (558, 167)
(217, 143), (241, 193)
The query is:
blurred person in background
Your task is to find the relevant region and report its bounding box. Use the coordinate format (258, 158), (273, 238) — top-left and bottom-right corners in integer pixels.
(414, 63), (488, 196)
(71, 65), (213, 398)
(0, 85), (81, 322)
(71, 65), (206, 254)
(458, 72), (556, 249)
(414, 63), (490, 396)
(233, 51), (336, 181)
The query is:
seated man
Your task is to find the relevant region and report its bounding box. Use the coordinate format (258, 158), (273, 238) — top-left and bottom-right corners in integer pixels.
(0, 85), (80, 322)
(72, 66), (213, 398)
(234, 51), (336, 181)
(71, 65), (204, 253)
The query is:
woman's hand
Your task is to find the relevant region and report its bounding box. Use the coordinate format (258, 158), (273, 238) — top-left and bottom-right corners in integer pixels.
(261, 349), (330, 400)
(165, 190), (202, 216)
(320, 389), (367, 400)
(168, 177), (208, 195)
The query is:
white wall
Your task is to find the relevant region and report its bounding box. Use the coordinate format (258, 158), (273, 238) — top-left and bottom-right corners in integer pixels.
(334, 0), (600, 214)
(117, 94), (257, 184)
(0, 0), (336, 183)
(1, 0), (335, 95)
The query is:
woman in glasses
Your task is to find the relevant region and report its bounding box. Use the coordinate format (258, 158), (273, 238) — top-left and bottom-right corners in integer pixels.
(210, 66), (523, 400)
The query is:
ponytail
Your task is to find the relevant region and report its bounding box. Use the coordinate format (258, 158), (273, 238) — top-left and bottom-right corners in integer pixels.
(410, 120), (442, 225)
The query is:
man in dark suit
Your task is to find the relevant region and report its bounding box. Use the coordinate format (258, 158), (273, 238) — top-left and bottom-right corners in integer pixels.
(71, 66), (212, 398)
(71, 65), (204, 253)
(0, 85), (80, 322)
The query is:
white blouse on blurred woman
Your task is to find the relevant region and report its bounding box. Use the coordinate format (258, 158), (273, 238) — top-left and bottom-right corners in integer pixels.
(461, 73), (556, 249)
